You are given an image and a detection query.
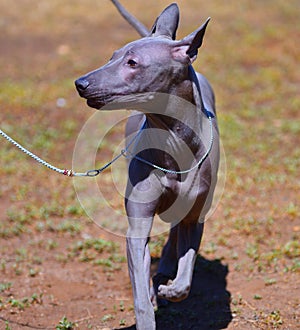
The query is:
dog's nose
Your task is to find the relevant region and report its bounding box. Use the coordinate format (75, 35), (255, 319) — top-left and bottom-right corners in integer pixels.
(75, 78), (90, 91)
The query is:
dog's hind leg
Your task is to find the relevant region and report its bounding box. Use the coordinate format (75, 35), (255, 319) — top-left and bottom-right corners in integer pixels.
(155, 225), (178, 279)
(157, 220), (204, 302)
(151, 225), (178, 306)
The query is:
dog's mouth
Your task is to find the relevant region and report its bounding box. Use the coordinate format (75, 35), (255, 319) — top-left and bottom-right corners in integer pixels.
(83, 93), (116, 110)
(86, 98), (105, 109)
(85, 94), (126, 110)
(84, 93), (155, 110)
(76, 84), (115, 109)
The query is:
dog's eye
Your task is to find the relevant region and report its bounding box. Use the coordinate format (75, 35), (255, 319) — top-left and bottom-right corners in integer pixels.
(127, 59), (138, 68)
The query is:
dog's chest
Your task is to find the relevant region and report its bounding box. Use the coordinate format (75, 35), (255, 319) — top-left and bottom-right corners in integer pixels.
(157, 168), (205, 205)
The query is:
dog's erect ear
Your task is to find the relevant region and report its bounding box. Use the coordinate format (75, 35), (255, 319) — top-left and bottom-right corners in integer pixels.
(172, 18), (210, 63)
(150, 3), (179, 40)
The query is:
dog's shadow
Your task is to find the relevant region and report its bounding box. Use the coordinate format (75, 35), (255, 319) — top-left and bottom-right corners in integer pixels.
(116, 255), (232, 330)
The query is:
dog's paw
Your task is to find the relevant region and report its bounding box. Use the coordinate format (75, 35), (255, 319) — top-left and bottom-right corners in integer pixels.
(150, 285), (169, 309)
(157, 280), (190, 302)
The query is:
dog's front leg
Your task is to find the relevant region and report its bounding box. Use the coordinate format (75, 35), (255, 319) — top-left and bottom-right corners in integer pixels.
(127, 216), (155, 330)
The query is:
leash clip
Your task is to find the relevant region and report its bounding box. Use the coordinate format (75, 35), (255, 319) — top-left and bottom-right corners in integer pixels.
(86, 169), (101, 177)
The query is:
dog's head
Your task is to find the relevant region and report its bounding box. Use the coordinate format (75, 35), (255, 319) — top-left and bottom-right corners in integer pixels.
(75, 4), (210, 110)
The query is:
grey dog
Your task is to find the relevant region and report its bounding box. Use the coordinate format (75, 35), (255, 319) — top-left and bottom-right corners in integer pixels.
(75, 2), (219, 329)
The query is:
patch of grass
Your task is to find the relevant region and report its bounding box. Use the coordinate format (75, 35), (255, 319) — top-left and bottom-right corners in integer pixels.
(46, 239), (59, 250)
(203, 242), (218, 254)
(264, 278), (277, 286)
(93, 253), (126, 270)
(119, 318), (126, 326)
(6, 293), (42, 310)
(12, 263), (23, 276)
(231, 294), (243, 307)
(6, 207), (31, 225)
(101, 314), (115, 322)
(284, 259), (300, 273)
(28, 268), (39, 277)
(5, 321), (11, 330)
(119, 300), (125, 312)
(72, 238), (118, 253)
(38, 202), (66, 219)
(0, 78), (74, 109)
(2, 203), (83, 238)
(30, 293), (43, 305)
(55, 253), (69, 264)
(260, 310), (283, 328)
(67, 238), (125, 269)
(56, 220), (82, 235)
(65, 204), (85, 216)
(31, 128), (57, 152)
(245, 243), (259, 261)
(56, 316), (77, 330)
(8, 298), (27, 310)
(36, 219), (82, 235)
(258, 239), (300, 272)
(286, 202), (299, 218)
(0, 222), (28, 238)
(0, 282), (12, 293)
(282, 240), (300, 258)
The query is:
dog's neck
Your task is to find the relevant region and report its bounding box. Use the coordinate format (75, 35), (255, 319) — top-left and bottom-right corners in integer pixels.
(144, 66), (203, 133)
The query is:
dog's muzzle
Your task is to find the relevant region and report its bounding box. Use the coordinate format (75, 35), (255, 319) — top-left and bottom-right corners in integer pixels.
(75, 78), (90, 95)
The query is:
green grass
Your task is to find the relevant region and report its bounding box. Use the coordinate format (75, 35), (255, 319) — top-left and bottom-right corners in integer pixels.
(0, 282), (12, 293)
(56, 316), (77, 330)
(1, 293), (43, 311)
(0, 0), (299, 328)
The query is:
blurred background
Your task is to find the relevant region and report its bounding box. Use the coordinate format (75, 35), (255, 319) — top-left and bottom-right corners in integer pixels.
(0, 1), (299, 329)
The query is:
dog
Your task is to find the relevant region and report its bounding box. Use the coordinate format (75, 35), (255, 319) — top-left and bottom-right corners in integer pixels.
(75, 2), (219, 329)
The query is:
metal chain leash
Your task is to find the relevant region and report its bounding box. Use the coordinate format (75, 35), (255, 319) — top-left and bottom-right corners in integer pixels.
(0, 113), (213, 177)
(0, 128), (80, 176)
(0, 124), (143, 177)
(124, 114), (214, 174)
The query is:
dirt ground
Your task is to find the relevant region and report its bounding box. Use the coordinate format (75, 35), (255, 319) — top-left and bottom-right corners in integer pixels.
(0, 1), (299, 329)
